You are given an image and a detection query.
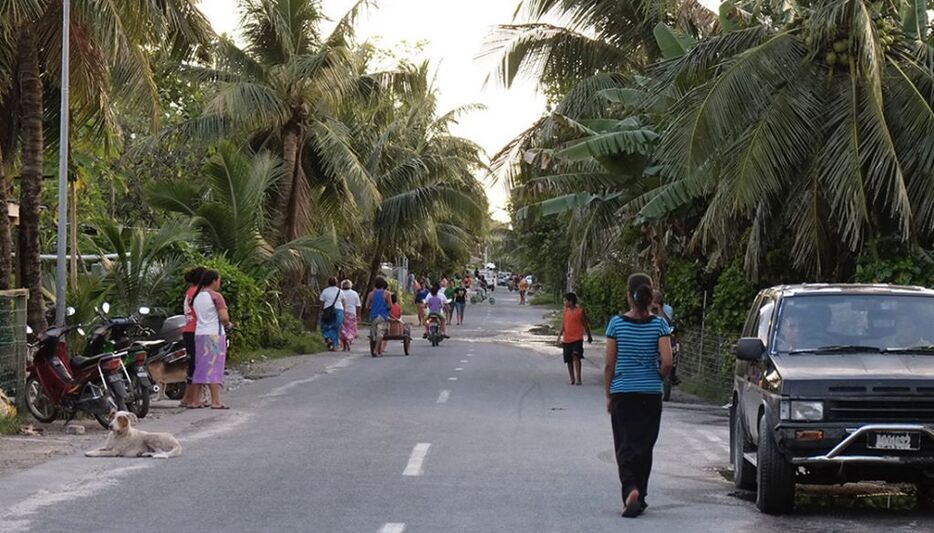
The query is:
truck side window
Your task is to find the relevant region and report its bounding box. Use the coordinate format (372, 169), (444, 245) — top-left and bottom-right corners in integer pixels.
(756, 302), (774, 346)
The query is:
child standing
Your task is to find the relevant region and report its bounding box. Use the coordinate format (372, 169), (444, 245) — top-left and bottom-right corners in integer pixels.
(557, 292), (592, 385)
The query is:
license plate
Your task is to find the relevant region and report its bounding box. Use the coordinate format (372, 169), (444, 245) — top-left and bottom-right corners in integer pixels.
(867, 431), (921, 451)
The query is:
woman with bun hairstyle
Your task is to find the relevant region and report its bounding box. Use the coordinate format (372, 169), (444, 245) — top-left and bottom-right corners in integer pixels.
(604, 273), (673, 518)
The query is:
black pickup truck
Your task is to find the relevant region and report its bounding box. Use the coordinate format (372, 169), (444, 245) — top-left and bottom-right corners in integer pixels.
(730, 284), (934, 514)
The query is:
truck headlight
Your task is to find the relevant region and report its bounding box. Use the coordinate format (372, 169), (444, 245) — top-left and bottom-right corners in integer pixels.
(781, 400), (823, 421)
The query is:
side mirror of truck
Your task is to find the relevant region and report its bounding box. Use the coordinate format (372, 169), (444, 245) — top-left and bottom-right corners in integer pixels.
(734, 337), (766, 362)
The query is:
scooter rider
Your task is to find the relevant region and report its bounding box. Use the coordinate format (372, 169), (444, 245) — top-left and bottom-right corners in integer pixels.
(423, 284), (449, 338)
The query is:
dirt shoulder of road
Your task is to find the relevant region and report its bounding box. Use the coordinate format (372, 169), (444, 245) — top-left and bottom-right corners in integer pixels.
(0, 350), (334, 479)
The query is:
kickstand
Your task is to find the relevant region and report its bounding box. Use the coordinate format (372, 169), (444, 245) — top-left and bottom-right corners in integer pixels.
(63, 410), (76, 425)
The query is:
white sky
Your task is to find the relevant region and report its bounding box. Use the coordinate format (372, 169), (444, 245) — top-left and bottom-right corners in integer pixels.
(198, 0), (550, 223)
(198, 1), (723, 223)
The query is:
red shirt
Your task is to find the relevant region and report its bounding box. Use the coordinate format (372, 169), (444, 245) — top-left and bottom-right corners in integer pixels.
(183, 286), (198, 333)
(390, 303), (402, 320)
(562, 306), (586, 343)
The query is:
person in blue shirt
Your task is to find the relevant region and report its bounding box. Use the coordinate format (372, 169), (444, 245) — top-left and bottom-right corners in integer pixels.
(414, 284), (431, 326)
(604, 273), (673, 518)
(365, 276), (392, 357)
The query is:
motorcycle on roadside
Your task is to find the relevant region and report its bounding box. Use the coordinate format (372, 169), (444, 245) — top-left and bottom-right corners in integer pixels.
(424, 315), (444, 347)
(81, 303), (155, 417)
(23, 309), (122, 429)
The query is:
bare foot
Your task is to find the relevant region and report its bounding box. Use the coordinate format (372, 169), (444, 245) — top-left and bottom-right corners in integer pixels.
(622, 489), (641, 518)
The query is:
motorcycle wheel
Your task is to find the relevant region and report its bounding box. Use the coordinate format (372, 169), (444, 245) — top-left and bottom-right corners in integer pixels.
(128, 375), (150, 418)
(24, 375), (58, 423)
(93, 411), (112, 429)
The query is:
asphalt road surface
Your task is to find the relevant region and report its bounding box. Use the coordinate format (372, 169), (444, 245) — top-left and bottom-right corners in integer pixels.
(2, 290), (932, 532)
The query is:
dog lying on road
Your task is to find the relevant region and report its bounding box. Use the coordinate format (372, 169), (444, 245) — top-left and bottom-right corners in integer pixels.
(85, 411), (182, 459)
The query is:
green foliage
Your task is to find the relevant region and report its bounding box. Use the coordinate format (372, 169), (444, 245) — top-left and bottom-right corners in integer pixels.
(662, 258), (705, 330)
(707, 262), (757, 334)
(576, 270), (629, 327)
(854, 241), (934, 287)
(529, 292), (561, 306)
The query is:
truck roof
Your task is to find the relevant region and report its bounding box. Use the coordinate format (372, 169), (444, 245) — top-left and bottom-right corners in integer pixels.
(767, 283), (934, 298)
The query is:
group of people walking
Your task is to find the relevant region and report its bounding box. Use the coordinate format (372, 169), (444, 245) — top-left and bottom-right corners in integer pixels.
(180, 266), (233, 410)
(318, 277), (364, 352)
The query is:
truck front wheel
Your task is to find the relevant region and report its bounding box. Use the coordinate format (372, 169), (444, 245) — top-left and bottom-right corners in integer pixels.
(731, 405), (756, 490)
(756, 416), (795, 514)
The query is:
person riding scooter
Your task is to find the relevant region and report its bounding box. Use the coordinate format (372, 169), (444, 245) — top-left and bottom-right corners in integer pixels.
(423, 285), (449, 338)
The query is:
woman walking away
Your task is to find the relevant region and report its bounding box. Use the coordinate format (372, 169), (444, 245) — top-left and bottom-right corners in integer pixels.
(191, 269), (234, 410)
(340, 280), (361, 352)
(319, 277), (345, 351)
(364, 276), (392, 356)
(605, 273), (673, 518)
(414, 282), (430, 326)
(180, 266), (206, 408)
(558, 292), (592, 385)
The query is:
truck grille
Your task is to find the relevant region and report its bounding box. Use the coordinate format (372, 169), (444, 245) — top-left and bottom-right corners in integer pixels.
(827, 399), (934, 422)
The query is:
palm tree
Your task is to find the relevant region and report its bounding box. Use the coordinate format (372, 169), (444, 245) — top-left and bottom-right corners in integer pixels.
(179, 0), (377, 242)
(342, 62), (489, 292)
(92, 220), (195, 315)
(646, 0), (934, 279)
(147, 141), (337, 280)
(0, 0), (212, 329)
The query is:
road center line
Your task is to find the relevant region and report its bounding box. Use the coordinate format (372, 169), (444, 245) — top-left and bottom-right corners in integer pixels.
(379, 523), (406, 533)
(448, 377), (458, 381)
(403, 443), (431, 476)
(460, 359), (468, 363)
(437, 390), (451, 403)
(455, 367), (463, 371)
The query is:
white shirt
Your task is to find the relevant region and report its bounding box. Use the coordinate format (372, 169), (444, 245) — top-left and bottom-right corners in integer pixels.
(193, 291), (225, 336)
(320, 286), (345, 311)
(341, 289), (361, 313)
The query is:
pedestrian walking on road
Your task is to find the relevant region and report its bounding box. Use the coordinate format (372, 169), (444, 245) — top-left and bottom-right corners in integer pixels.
(365, 277), (392, 356)
(415, 283), (430, 326)
(453, 283), (467, 325)
(518, 276), (528, 305)
(558, 292), (592, 385)
(180, 266), (206, 408)
(340, 280), (361, 352)
(191, 269), (234, 410)
(604, 273), (673, 518)
(319, 277), (345, 352)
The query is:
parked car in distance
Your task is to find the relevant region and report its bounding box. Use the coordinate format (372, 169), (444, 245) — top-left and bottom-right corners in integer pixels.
(730, 284), (934, 515)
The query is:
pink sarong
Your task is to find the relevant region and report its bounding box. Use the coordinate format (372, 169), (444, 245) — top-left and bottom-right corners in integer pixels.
(340, 313), (357, 346)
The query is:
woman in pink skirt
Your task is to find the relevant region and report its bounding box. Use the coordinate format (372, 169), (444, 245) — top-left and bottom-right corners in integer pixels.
(339, 280), (361, 351)
(191, 269), (233, 409)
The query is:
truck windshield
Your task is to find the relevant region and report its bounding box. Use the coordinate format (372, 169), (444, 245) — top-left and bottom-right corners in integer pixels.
(774, 294), (934, 354)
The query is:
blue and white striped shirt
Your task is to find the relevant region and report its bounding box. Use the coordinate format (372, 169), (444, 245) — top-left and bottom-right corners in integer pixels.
(606, 314), (671, 394)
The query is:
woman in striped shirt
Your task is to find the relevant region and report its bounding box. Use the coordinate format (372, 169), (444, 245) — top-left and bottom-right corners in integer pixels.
(604, 273), (673, 518)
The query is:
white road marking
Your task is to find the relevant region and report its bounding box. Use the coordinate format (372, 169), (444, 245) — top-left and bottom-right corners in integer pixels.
(460, 359), (468, 363)
(448, 377), (458, 381)
(437, 390), (451, 403)
(379, 523), (406, 533)
(455, 367), (463, 371)
(466, 354), (473, 357)
(403, 443), (431, 476)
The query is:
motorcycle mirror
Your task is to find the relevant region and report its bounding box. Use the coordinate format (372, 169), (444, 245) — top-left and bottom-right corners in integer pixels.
(77, 327), (86, 336)
(26, 325), (33, 335)
(101, 302), (111, 314)
(66, 306), (76, 316)
(139, 306), (151, 315)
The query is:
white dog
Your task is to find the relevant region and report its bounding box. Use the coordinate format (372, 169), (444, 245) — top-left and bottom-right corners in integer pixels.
(85, 411), (182, 459)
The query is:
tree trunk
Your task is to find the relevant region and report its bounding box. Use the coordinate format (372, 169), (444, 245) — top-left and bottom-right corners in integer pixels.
(17, 27), (47, 331)
(278, 120), (310, 241)
(365, 245), (383, 302)
(0, 147), (11, 290)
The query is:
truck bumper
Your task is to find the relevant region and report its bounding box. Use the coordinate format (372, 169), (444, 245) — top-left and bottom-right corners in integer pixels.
(787, 424), (934, 465)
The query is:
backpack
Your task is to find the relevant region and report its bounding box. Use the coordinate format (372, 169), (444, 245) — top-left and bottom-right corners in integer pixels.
(321, 290), (340, 323)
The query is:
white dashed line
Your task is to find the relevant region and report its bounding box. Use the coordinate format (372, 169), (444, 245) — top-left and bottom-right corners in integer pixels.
(379, 523), (406, 533)
(437, 390), (451, 403)
(455, 367), (463, 371)
(403, 443), (431, 476)
(460, 359), (468, 363)
(448, 377), (458, 381)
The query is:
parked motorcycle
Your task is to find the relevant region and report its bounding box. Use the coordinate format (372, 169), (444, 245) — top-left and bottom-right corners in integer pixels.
(143, 314), (189, 401)
(81, 303), (154, 417)
(24, 314), (121, 429)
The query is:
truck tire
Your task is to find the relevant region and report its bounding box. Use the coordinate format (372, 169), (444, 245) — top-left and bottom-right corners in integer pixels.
(756, 416), (795, 514)
(731, 405), (756, 490)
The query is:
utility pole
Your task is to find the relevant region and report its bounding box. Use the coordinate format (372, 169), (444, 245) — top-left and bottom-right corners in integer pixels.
(54, 0), (71, 325)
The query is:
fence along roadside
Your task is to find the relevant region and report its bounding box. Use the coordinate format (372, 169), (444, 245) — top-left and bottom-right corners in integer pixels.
(0, 289), (29, 411)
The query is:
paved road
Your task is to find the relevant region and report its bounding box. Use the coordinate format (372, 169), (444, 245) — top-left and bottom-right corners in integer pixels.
(2, 290), (932, 532)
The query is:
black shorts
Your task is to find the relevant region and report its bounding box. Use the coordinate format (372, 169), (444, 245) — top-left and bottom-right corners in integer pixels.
(562, 340), (584, 363)
(184, 332), (196, 383)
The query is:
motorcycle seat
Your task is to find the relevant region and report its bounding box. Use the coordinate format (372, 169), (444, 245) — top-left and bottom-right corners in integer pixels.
(70, 353), (111, 370)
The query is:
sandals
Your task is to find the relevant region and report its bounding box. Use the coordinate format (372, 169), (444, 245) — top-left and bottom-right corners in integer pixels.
(211, 404), (230, 410)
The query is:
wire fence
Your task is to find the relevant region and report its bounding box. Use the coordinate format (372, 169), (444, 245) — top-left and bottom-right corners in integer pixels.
(0, 289), (29, 410)
(674, 328), (738, 404)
